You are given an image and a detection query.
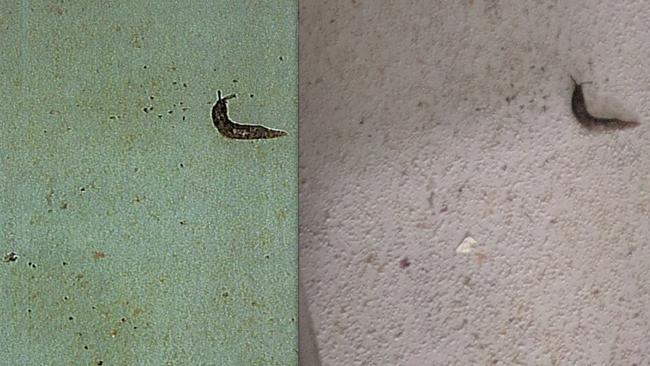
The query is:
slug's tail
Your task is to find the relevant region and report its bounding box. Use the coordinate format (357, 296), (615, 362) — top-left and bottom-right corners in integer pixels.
(231, 124), (287, 139)
(592, 118), (640, 129)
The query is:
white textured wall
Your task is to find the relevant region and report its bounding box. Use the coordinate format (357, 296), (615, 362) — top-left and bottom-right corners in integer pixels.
(299, 1), (650, 365)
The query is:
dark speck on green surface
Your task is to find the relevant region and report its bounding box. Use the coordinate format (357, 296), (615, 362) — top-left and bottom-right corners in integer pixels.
(3, 252), (18, 262)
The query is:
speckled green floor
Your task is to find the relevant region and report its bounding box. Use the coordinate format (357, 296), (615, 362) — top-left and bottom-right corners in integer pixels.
(0, 1), (297, 365)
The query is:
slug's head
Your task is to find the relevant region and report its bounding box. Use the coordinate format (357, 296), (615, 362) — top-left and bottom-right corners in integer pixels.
(212, 90), (237, 122)
(569, 75), (592, 88)
(216, 90), (237, 104)
(213, 90), (237, 117)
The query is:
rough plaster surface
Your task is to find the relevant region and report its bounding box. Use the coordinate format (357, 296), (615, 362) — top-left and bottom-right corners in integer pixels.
(299, 1), (650, 365)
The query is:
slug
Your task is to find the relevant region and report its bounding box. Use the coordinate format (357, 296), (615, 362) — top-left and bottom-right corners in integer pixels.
(212, 91), (287, 139)
(570, 76), (639, 130)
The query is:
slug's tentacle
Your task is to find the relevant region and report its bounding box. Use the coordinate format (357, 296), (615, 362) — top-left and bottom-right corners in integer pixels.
(212, 90), (287, 139)
(570, 76), (639, 130)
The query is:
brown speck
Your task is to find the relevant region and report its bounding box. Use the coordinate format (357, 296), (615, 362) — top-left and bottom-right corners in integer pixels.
(415, 222), (432, 229)
(440, 204), (448, 213)
(93, 251), (106, 260)
(399, 258), (411, 269)
(110, 330), (117, 337)
(49, 110), (61, 115)
(47, 4), (64, 15)
(591, 288), (600, 296)
(3, 252), (18, 262)
(475, 253), (488, 265)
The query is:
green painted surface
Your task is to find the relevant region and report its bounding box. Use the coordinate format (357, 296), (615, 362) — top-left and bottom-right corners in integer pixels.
(0, 1), (297, 365)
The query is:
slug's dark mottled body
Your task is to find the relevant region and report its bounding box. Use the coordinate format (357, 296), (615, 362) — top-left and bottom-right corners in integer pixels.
(212, 91), (287, 139)
(570, 76), (639, 130)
